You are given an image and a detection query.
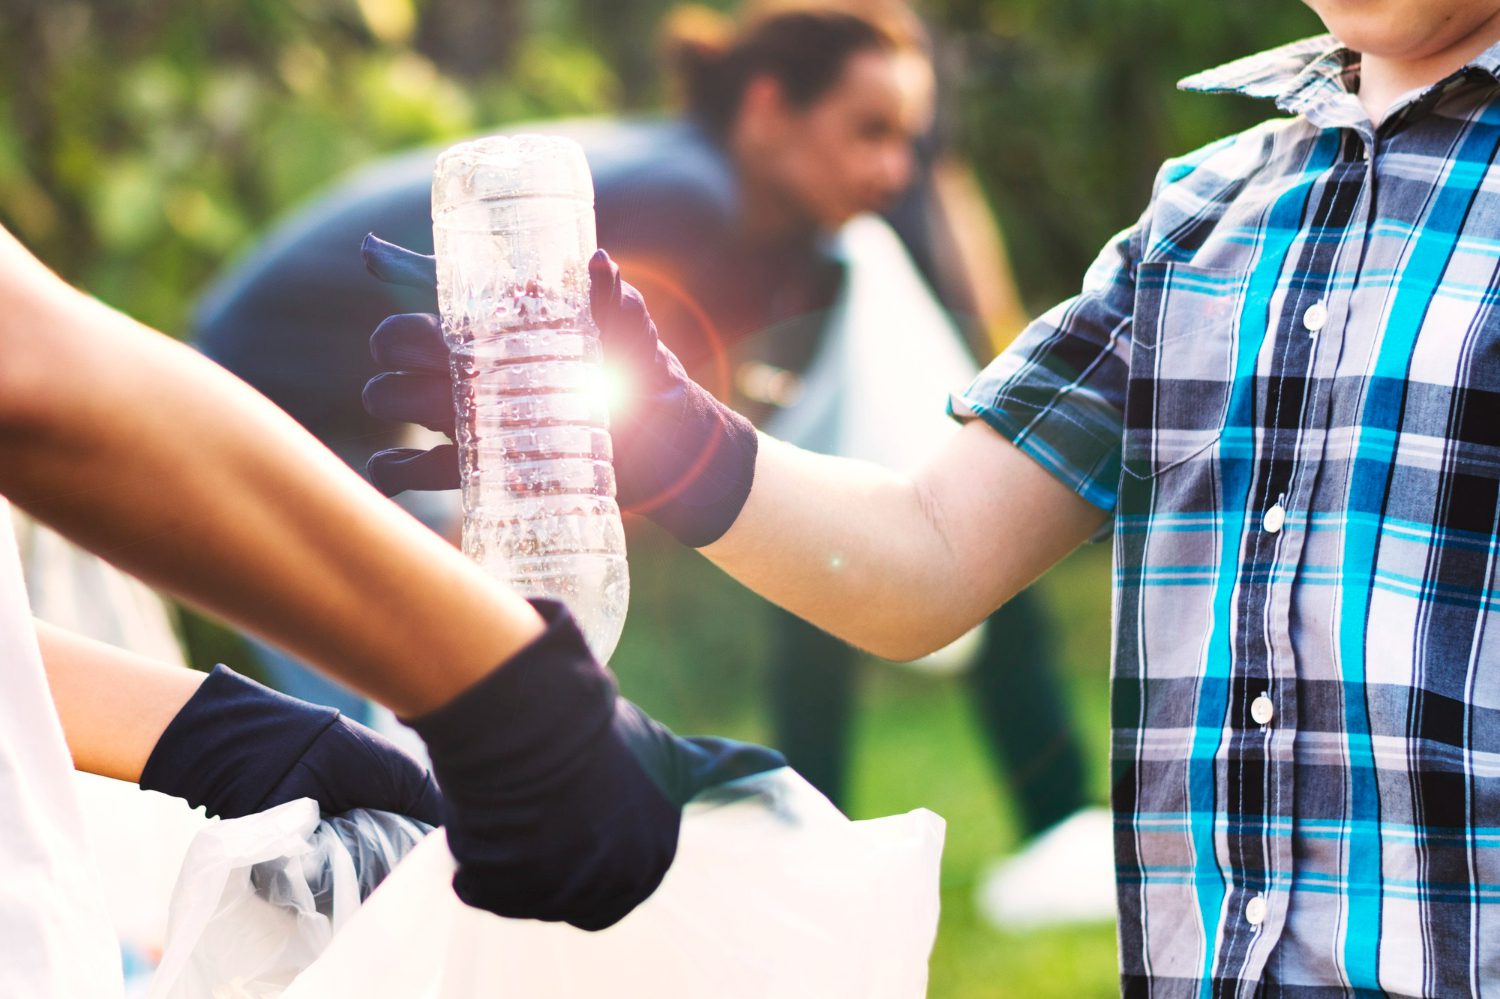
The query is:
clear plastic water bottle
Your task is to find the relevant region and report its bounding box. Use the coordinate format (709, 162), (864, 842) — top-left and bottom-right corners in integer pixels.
(431, 135), (628, 662)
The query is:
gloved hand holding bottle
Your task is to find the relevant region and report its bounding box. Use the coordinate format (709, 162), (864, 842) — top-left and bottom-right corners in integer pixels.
(361, 235), (760, 549)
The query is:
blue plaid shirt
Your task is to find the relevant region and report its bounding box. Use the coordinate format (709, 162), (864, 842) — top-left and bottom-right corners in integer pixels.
(954, 34), (1500, 998)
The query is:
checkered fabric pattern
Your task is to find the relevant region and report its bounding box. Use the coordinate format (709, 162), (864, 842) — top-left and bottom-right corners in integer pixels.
(953, 33), (1500, 998)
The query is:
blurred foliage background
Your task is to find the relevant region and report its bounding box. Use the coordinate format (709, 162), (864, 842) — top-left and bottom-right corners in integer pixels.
(0, 1), (1329, 995)
(1, 0), (1324, 330)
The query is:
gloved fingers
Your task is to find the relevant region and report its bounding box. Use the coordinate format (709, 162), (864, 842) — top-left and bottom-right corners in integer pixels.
(612, 699), (785, 808)
(588, 249), (658, 370)
(588, 248), (622, 316)
(363, 233), (437, 290)
(448, 782), (677, 930)
(411, 773), (445, 827)
(610, 699), (680, 800)
(587, 249), (651, 329)
(322, 720), (445, 828)
(366, 444), (460, 496)
(370, 312), (448, 372)
(677, 736), (786, 799)
(363, 370), (456, 434)
(266, 718), (447, 828)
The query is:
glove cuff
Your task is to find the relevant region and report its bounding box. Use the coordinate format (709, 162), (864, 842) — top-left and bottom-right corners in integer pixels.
(140, 664), (338, 819)
(401, 599), (618, 800)
(622, 383), (758, 549)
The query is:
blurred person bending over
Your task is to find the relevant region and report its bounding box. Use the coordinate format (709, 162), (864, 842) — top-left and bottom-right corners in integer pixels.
(366, 0), (1500, 992)
(194, 0), (1107, 926)
(0, 224), (780, 997)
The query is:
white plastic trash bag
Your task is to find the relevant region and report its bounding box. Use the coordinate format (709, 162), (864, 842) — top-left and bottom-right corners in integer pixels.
(282, 768), (944, 998)
(149, 799), (430, 999)
(72, 773), (210, 966)
(765, 213), (977, 473)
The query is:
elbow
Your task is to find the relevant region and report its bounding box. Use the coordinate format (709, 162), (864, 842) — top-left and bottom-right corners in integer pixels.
(853, 478), (979, 662)
(869, 638), (941, 664)
(857, 609), (983, 664)
(868, 630), (969, 665)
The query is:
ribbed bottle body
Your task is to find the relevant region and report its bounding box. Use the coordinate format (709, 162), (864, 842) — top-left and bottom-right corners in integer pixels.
(432, 135), (627, 661)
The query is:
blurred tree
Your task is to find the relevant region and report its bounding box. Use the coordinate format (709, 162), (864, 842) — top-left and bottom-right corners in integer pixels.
(926, 0), (1326, 309)
(0, 0), (1332, 326)
(416, 0), (522, 78)
(572, 0), (677, 108)
(0, 0), (614, 332)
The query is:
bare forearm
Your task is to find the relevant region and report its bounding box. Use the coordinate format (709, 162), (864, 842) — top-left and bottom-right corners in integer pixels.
(702, 422), (1106, 659)
(703, 438), (964, 658)
(36, 620), (202, 782)
(0, 228), (540, 716)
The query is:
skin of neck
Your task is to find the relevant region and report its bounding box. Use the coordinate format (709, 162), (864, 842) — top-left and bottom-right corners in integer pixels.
(1356, 7), (1500, 122)
(724, 78), (827, 246)
(727, 125), (815, 245)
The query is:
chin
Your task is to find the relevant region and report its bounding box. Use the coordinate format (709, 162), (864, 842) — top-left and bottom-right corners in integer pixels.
(1310, 1), (1491, 60)
(1312, 9), (1406, 51)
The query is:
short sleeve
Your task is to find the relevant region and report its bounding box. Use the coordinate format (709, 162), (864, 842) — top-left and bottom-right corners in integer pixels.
(948, 222), (1139, 514)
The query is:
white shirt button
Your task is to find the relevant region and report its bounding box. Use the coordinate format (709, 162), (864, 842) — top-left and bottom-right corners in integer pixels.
(1251, 694), (1275, 726)
(1303, 301), (1328, 333)
(1246, 894), (1268, 926)
(1262, 503), (1286, 534)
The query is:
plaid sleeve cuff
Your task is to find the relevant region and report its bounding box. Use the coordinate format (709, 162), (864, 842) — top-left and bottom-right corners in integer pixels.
(948, 326), (1126, 515)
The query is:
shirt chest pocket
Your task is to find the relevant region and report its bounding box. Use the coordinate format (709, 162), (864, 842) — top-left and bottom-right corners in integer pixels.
(1122, 261), (1245, 479)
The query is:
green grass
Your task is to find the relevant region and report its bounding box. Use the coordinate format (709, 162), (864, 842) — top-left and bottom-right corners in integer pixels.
(611, 526), (1120, 997)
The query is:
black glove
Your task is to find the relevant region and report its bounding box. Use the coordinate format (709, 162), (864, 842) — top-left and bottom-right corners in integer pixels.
(404, 598), (785, 930)
(140, 664), (443, 826)
(361, 235), (759, 547)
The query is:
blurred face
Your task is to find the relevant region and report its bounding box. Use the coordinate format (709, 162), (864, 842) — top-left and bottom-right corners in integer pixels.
(1303, 0), (1500, 61)
(748, 48), (933, 231)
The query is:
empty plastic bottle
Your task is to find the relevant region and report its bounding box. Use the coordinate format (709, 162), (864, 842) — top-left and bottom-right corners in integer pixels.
(431, 135), (628, 662)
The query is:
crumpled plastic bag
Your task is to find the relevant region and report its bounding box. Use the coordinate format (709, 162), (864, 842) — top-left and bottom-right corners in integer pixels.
(72, 773), (210, 969)
(147, 800), (431, 999)
(284, 768), (944, 999)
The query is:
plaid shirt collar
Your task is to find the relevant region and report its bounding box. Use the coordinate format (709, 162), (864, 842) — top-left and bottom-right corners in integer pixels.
(1178, 32), (1500, 130)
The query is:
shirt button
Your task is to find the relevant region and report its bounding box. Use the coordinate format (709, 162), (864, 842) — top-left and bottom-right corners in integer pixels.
(1246, 894), (1268, 926)
(1251, 694), (1275, 726)
(1303, 301), (1328, 333)
(1262, 503), (1286, 534)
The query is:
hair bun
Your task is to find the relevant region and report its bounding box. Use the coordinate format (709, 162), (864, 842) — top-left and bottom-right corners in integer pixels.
(663, 5), (735, 108)
(662, 1), (921, 132)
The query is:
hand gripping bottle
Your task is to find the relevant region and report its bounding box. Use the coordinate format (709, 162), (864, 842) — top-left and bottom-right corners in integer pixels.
(431, 135), (627, 661)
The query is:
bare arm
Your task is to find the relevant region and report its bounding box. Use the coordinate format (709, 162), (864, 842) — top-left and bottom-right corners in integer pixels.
(703, 419), (1106, 661)
(0, 225), (541, 716)
(35, 620), (203, 782)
